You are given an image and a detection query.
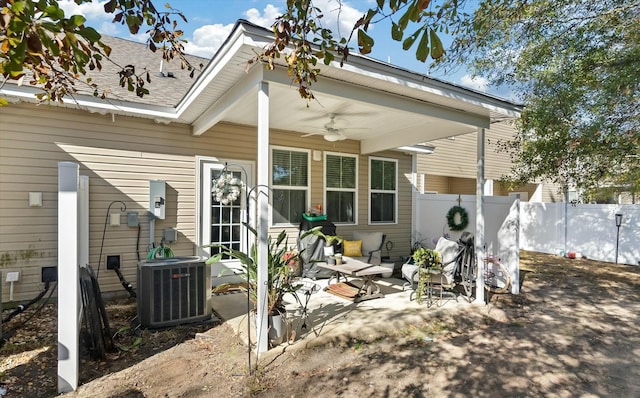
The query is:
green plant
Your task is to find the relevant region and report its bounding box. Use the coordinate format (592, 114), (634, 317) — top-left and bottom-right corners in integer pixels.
(309, 226), (343, 247)
(207, 227), (306, 316)
(412, 248), (441, 270)
(413, 248), (441, 304)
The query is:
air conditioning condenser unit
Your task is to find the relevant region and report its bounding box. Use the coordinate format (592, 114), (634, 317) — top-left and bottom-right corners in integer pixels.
(137, 256), (211, 328)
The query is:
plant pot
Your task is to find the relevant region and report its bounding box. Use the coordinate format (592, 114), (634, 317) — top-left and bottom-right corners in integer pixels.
(323, 245), (335, 257)
(268, 312), (287, 346)
(380, 262), (394, 278)
(327, 256), (336, 265)
(289, 259), (302, 277)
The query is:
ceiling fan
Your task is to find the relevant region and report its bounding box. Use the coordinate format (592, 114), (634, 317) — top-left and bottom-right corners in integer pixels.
(301, 113), (362, 142)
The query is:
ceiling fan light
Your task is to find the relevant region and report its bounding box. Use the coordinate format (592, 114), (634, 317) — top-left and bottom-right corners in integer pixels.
(324, 133), (342, 142)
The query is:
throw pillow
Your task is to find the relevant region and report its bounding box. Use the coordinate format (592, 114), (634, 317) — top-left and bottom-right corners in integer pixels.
(343, 240), (363, 257)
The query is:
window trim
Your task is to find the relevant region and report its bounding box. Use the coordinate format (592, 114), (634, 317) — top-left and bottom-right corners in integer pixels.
(269, 145), (311, 227)
(368, 156), (398, 225)
(323, 151), (358, 225)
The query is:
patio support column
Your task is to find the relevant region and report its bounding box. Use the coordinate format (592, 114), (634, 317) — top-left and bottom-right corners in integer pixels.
(256, 81), (270, 355)
(475, 128), (486, 304)
(410, 153), (418, 243)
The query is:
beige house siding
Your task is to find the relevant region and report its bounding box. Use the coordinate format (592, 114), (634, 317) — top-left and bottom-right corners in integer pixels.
(415, 122), (564, 200)
(417, 122), (515, 180)
(1, 104), (412, 301)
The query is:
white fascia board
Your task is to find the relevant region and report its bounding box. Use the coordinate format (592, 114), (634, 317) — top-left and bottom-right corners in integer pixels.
(1, 86), (178, 119)
(342, 55), (523, 117)
(176, 27), (249, 115)
(191, 65), (264, 136)
(176, 22), (274, 118)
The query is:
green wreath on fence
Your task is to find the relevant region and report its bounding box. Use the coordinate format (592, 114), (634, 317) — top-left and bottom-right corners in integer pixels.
(446, 206), (469, 231)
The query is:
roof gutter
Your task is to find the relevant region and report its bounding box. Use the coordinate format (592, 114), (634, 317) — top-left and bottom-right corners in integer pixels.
(1, 85), (180, 121)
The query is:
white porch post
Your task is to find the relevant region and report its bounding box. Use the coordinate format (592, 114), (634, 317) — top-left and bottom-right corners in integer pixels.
(410, 154), (418, 243)
(57, 162), (80, 393)
(256, 81), (270, 354)
(475, 128), (486, 304)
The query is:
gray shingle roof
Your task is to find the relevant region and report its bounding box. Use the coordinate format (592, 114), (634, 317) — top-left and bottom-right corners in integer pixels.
(4, 34), (207, 107)
(85, 35), (207, 107)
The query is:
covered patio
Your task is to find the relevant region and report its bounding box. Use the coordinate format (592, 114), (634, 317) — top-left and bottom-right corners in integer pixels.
(181, 20), (522, 353)
(1, 19), (522, 357)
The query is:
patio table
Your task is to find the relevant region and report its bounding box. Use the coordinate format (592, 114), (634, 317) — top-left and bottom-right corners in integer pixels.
(317, 256), (388, 302)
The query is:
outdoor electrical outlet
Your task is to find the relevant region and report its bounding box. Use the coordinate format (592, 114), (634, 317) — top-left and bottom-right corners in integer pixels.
(41, 266), (57, 283)
(107, 255), (121, 270)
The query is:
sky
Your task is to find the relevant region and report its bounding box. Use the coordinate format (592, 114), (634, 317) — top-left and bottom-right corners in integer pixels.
(59, 0), (501, 96)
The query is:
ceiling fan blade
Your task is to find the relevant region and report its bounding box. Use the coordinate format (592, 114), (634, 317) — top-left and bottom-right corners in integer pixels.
(301, 132), (324, 138)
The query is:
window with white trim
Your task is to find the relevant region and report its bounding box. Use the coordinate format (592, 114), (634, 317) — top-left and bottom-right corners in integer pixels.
(369, 157), (397, 223)
(325, 153), (357, 224)
(271, 147), (309, 225)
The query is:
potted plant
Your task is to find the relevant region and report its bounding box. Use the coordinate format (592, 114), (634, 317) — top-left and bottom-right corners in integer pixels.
(412, 248), (441, 303)
(412, 248), (441, 270)
(309, 226), (344, 258)
(206, 227), (308, 344)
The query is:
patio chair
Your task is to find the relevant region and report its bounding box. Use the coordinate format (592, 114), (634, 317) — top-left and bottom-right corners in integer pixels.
(343, 231), (386, 266)
(402, 236), (461, 301)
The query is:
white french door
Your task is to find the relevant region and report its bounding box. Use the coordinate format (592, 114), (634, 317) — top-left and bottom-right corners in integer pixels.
(201, 160), (254, 259)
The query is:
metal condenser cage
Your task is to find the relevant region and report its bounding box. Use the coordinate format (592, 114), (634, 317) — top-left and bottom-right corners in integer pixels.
(137, 256), (211, 328)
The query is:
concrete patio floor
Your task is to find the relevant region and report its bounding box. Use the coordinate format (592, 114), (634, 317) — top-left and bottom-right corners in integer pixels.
(208, 273), (481, 356)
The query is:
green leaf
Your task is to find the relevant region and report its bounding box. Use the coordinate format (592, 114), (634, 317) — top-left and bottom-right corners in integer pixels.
(323, 51), (334, 65)
(416, 29), (429, 62)
(402, 29), (421, 51)
(391, 22), (403, 41)
(429, 28), (444, 59)
(11, 1), (26, 13)
(398, 2), (414, 30)
(125, 15), (141, 35)
(206, 254), (223, 265)
(69, 14), (86, 27)
(357, 29), (374, 54)
(78, 27), (101, 42)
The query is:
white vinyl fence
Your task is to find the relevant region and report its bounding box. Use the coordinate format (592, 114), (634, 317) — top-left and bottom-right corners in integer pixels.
(414, 194), (521, 293)
(521, 203), (640, 265)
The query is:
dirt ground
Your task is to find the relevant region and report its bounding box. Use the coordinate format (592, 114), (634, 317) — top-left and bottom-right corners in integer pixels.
(2, 251), (640, 397)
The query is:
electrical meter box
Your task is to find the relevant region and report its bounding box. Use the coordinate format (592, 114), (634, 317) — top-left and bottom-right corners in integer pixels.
(149, 180), (166, 219)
